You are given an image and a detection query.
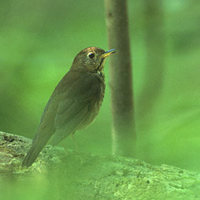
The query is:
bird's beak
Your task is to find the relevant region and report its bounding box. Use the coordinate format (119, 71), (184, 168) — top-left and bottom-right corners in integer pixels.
(101, 49), (116, 58)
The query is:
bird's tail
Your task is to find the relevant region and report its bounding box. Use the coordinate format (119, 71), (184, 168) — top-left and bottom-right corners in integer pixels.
(22, 135), (49, 167)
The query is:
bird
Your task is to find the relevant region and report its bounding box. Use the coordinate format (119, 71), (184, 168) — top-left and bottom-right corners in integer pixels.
(22, 47), (116, 167)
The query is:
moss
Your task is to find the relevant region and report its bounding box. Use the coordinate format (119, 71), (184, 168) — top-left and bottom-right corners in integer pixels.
(0, 131), (200, 200)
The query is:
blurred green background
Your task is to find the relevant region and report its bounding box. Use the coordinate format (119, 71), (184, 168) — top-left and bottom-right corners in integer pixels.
(0, 0), (200, 171)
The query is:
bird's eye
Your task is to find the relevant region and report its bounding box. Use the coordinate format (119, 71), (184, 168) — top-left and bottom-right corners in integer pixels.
(88, 52), (95, 59)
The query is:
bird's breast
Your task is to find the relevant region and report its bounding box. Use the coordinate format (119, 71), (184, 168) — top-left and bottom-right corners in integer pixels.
(78, 72), (105, 129)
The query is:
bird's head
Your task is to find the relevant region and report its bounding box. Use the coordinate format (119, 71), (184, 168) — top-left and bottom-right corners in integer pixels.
(71, 47), (116, 73)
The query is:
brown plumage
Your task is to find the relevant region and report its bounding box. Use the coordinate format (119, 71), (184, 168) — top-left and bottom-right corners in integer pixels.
(22, 47), (116, 167)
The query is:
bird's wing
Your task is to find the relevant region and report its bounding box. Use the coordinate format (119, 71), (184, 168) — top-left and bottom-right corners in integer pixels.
(49, 101), (89, 145)
(49, 71), (102, 145)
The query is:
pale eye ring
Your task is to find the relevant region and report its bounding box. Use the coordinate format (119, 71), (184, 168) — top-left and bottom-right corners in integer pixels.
(87, 52), (95, 59)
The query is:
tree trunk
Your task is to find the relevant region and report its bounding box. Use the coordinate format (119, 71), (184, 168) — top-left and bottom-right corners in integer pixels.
(104, 0), (135, 156)
(138, 0), (165, 127)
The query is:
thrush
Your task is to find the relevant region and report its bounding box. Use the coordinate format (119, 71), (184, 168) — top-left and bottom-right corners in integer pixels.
(22, 47), (116, 167)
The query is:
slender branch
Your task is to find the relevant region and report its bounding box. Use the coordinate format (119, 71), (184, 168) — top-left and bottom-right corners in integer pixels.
(104, 0), (135, 156)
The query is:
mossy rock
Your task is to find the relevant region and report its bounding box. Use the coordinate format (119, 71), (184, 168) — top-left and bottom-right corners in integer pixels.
(0, 131), (200, 200)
